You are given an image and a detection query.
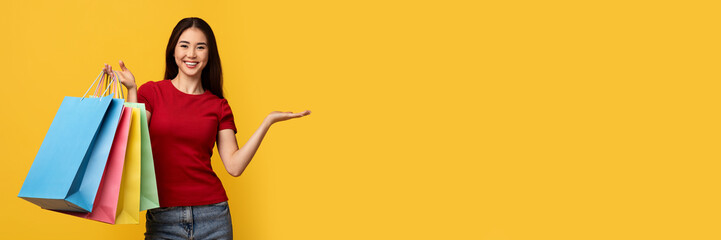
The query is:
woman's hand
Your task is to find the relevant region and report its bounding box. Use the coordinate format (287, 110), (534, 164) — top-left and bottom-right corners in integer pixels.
(103, 60), (138, 103)
(103, 60), (136, 90)
(265, 110), (311, 125)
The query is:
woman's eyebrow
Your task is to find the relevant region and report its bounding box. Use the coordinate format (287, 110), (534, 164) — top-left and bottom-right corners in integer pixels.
(179, 40), (207, 45)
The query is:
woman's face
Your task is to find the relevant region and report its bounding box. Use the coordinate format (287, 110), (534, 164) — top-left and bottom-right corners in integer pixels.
(174, 27), (209, 78)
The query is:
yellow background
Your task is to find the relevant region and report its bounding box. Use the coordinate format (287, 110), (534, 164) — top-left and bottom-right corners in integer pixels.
(1, 0), (719, 239)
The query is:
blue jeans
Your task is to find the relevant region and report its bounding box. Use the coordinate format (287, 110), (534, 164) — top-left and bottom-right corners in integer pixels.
(145, 201), (233, 240)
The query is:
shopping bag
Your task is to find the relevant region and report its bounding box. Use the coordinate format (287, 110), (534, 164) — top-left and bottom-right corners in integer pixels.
(19, 72), (123, 212)
(124, 102), (159, 211)
(115, 107), (141, 224)
(58, 106), (132, 224)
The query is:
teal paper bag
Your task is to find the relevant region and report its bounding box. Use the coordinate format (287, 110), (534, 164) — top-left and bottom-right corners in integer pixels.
(123, 102), (159, 210)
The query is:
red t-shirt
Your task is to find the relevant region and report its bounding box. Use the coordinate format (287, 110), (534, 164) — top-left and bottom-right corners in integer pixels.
(137, 80), (237, 207)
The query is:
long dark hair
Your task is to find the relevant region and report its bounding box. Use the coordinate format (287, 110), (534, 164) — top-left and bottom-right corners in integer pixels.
(164, 17), (224, 99)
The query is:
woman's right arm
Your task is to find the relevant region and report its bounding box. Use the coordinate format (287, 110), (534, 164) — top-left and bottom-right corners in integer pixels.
(104, 61), (152, 121)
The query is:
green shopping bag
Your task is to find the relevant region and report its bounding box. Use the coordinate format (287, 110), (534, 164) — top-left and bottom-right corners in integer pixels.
(123, 102), (159, 211)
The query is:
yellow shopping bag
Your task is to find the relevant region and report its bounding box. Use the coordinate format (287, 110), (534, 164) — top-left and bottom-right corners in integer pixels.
(115, 108), (141, 224)
(123, 102), (159, 211)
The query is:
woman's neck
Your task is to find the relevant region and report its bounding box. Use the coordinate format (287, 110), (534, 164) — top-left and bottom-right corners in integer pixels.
(171, 73), (204, 95)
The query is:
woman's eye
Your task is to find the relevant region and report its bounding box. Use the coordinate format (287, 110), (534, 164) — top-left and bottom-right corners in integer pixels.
(198, 46), (205, 50)
(180, 45), (188, 48)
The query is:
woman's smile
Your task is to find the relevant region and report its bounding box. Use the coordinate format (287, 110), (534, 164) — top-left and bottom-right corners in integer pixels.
(184, 61), (199, 69)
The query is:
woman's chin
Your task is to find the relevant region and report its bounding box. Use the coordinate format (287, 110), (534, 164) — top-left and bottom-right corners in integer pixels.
(180, 69), (202, 78)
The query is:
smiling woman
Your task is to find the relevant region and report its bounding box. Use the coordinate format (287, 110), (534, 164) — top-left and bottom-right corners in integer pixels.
(100, 17), (311, 240)
(164, 18), (222, 98)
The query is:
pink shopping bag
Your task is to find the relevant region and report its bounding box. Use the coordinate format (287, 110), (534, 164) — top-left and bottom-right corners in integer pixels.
(56, 106), (132, 224)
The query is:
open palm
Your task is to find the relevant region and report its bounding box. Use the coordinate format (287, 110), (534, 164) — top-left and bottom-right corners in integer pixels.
(266, 110), (311, 124)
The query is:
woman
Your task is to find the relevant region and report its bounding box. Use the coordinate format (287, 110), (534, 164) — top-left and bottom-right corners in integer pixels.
(103, 17), (310, 239)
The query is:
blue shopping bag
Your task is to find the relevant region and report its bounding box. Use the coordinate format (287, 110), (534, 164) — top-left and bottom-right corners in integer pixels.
(19, 72), (125, 212)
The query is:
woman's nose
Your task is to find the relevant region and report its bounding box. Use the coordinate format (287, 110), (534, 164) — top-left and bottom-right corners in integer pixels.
(187, 48), (197, 58)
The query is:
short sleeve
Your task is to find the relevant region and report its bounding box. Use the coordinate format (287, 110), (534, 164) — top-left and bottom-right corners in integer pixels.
(137, 82), (155, 113)
(219, 99), (237, 133)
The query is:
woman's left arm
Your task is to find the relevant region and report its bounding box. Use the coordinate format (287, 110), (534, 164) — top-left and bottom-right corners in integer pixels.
(217, 110), (311, 177)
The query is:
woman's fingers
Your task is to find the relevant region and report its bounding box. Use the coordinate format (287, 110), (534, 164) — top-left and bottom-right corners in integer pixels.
(291, 110), (311, 117)
(104, 61), (131, 74)
(294, 110), (311, 117)
(119, 60), (128, 71)
(103, 63), (113, 76)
